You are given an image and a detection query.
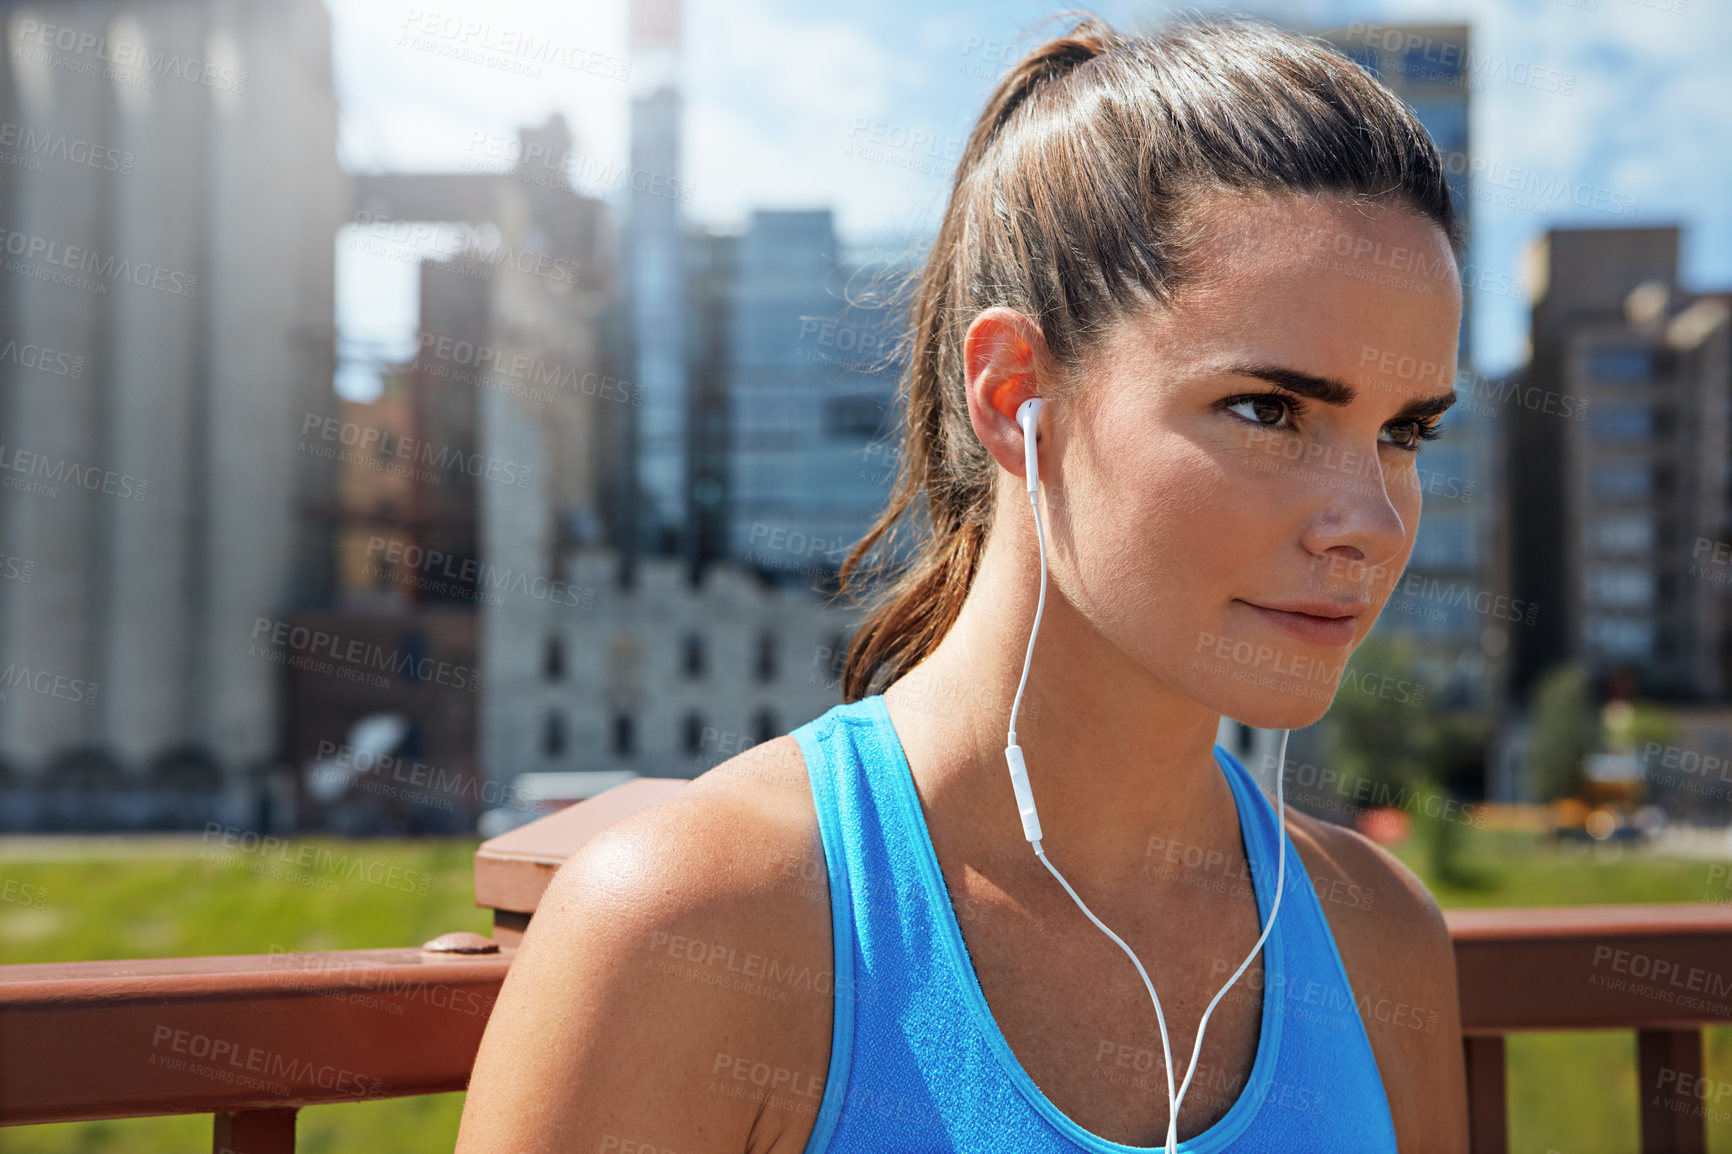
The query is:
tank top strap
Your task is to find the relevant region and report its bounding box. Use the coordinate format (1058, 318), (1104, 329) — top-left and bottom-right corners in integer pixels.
(1213, 743), (1287, 928)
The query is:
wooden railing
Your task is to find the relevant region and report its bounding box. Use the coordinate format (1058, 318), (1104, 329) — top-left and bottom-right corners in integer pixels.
(1450, 902), (1732, 1154)
(2, 777), (1730, 1153)
(0, 938), (511, 1143)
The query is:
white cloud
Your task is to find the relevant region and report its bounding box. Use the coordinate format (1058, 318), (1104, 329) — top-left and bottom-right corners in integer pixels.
(327, 0), (631, 173)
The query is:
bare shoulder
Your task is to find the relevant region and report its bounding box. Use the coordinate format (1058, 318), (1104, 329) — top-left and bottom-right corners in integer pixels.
(457, 736), (835, 1154)
(1282, 806), (1469, 1153)
(1282, 806), (1444, 936)
(534, 733), (828, 979)
(1281, 805), (1455, 1012)
(578, 732), (824, 900)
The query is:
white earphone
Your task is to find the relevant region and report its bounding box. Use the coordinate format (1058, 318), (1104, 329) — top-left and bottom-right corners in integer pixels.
(1007, 396), (1291, 1152)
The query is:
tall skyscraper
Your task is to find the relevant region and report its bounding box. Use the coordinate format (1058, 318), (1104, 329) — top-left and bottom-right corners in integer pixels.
(628, 0), (690, 560)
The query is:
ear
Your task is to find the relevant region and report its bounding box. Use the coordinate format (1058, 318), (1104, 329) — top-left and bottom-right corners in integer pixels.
(963, 307), (1050, 488)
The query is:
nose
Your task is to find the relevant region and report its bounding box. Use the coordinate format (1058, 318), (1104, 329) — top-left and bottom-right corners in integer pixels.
(1294, 449), (1411, 575)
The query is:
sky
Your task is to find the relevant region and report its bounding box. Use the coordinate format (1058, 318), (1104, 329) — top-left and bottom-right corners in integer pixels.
(326, 0), (1731, 394)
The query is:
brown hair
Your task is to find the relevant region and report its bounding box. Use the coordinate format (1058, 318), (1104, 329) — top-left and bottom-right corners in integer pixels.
(835, 10), (1465, 702)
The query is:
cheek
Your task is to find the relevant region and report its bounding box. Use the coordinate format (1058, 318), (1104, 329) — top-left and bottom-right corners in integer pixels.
(1067, 438), (1250, 611)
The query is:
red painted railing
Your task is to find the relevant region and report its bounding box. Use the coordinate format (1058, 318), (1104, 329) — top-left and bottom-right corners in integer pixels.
(2, 777), (1729, 1153)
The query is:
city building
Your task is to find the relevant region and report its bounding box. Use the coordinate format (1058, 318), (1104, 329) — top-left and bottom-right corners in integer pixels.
(727, 209), (908, 586)
(1505, 226), (1731, 704)
(487, 548), (852, 784)
(0, 0), (343, 829)
(473, 205), (900, 790)
(306, 119), (622, 830)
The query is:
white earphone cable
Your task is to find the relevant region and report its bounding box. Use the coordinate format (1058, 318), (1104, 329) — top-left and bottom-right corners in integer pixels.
(1009, 418), (1290, 1151)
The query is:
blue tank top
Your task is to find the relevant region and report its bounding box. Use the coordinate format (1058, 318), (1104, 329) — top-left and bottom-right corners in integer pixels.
(790, 693), (1398, 1153)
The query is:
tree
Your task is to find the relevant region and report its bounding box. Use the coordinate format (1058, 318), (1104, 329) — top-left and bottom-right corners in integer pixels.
(1325, 636), (1497, 888)
(1324, 634), (1431, 795)
(1525, 663), (1598, 802)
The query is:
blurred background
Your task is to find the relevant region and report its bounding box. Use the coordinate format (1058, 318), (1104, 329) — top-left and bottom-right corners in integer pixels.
(0, 0), (1728, 1151)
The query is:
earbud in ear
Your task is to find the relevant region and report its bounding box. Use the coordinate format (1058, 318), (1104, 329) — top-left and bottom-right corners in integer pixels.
(1017, 398), (1043, 495)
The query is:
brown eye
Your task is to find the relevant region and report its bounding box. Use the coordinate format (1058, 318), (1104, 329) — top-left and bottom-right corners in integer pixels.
(1379, 418), (1442, 452)
(1225, 395), (1294, 428)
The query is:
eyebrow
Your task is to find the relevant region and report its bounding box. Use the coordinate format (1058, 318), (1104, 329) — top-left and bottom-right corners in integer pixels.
(1217, 362), (1458, 422)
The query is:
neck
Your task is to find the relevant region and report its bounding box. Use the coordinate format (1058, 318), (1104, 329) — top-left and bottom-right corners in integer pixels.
(881, 519), (1246, 897)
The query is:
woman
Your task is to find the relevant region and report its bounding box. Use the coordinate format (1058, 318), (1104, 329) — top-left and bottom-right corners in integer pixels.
(459, 12), (1470, 1153)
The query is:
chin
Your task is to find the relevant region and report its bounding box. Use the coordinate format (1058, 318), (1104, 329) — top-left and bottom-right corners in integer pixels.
(1183, 609), (1363, 730)
(1201, 678), (1338, 732)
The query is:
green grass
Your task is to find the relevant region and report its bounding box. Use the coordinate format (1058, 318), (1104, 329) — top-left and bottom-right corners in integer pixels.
(0, 838), (488, 964)
(1, 1096), (470, 1154)
(1388, 826), (1731, 908)
(3, 827), (1732, 1152)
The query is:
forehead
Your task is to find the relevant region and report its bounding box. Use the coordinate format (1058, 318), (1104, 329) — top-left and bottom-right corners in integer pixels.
(1106, 192), (1462, 391)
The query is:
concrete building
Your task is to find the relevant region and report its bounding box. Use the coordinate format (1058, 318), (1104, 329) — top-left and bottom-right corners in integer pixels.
(1505, 226), (1731, 703)
(488, 547), (854, 783)
(0, 0), (343, 827)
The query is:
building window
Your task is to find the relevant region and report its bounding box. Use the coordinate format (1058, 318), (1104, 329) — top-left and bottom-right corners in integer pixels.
(1584, 344), (1654, 384)
(402, 631), (428, 681)
(612, 713), (634, 756)
(682, 631), (705, 678)
(1408, 598), (1477, 638)
(1586, 566), (1655, 609)
(1590, 463), (1651, 501)
(544, 634), (566, 681)
(1416, 444), (1470, 488)
(1588, 403), (1652, 443)
(1408, 99), (1468, 154)
(755, 631), (776, 682)
(1592, 515), (1654, 553)
(542, 711), (566, 758)
(683, 712), (705, 754)
(753, 709), (778, 744)
(1586, 616), (1655, 658)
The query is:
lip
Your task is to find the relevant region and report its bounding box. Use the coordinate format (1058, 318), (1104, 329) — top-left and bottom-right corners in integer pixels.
(1237, 599), (1365, 646)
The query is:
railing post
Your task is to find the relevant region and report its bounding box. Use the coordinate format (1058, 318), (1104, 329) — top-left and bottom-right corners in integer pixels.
(1637, 1028), (1706, 1154)
(213, 1107), (297, 1154)
(1463, 1035), (1506, 1154)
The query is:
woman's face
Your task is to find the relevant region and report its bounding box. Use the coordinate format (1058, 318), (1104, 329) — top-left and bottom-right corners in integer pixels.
(1049, 193), (1462, 729)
